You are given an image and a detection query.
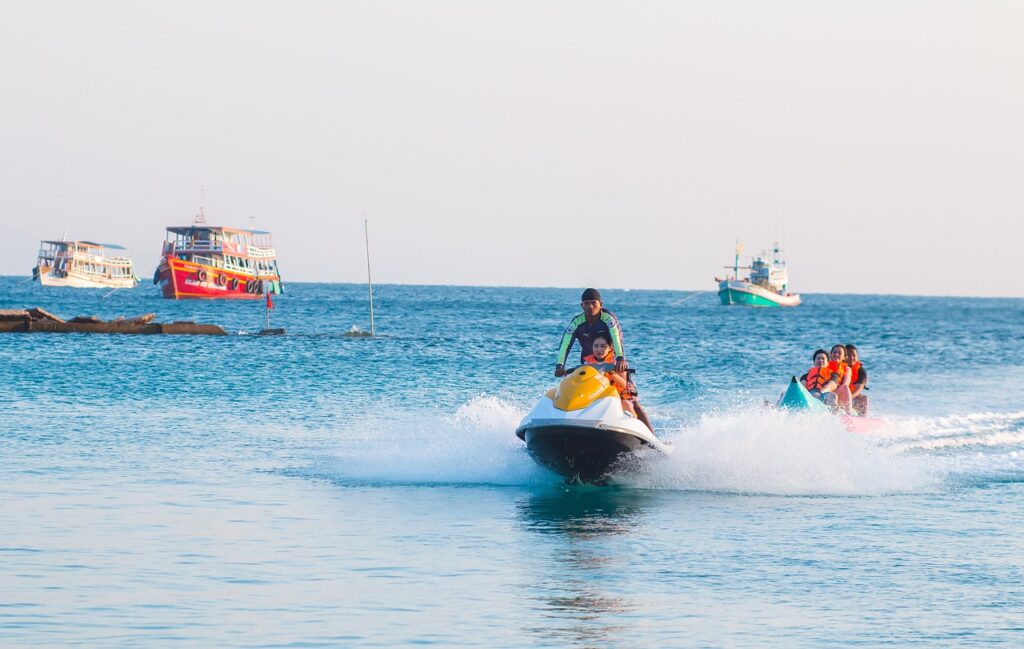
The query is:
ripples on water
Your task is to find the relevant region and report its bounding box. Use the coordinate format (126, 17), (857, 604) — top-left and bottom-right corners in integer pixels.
(2, 279), (1023, 646)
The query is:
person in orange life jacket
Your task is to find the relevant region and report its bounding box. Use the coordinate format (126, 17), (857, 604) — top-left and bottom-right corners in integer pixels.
(800, 349), (840, 407)
(845, 344), (869, 416)
(582, 334), (639, 417)
(828, 344), (853, 414)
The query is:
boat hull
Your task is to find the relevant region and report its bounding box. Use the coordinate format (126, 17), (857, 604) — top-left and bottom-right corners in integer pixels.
(36, 268), (137, 289)
(718, 280), (800, 307)
(516, 394), (672, 485)
(520, 425), (647, 485)
(157, 256), (271, 300)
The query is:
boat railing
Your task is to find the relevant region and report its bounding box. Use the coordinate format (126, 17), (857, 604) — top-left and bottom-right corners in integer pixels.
(170, 241), (276, 260)
(37, 247), (75, 261)
(172, 241), (224, 254)
(246, 247), (276, 259)
(70, 262), (136, 278)
(222, 258), (279, 278)
(222, 258), (252, 275)
(70, 251), (135, 266)
(41, 251), (134, 270)
(189, 255), (219, 268)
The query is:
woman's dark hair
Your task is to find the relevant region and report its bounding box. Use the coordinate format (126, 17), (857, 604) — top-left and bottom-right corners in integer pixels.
(812, 348), (828, 360)
(830, 344), (846, 357)
(593, 333), (611, 344)
(845, 344), (858, 353)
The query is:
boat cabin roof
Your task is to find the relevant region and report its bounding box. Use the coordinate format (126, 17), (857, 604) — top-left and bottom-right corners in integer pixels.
(41, 240), (126, 250)
(166, 226), (270, 236)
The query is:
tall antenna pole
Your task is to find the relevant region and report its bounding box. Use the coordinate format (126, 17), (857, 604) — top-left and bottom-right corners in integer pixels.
(195, 185), (208, 225)
(364, 217), (375, 336)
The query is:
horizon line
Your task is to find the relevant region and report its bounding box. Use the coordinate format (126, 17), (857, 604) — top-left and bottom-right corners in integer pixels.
(0, 275), (1020, 300)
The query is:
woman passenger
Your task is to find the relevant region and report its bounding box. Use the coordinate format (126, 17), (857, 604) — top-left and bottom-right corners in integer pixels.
(801, 349), (839, 407)
(828, 344), (853, 414)
(583, 334), (638, 420)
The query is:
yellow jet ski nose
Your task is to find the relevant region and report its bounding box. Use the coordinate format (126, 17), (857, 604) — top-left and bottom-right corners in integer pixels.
(552, 365), (619, 411)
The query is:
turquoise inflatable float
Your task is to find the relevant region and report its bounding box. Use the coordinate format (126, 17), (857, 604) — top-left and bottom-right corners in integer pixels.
(777, 376), (829, 412)
(776, 376), (884, 433)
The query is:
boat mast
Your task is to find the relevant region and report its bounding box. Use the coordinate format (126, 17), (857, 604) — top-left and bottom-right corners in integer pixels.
(365, 218), (375, 337)
(195, 186), (207, 225)
(733, 240), (743, 278)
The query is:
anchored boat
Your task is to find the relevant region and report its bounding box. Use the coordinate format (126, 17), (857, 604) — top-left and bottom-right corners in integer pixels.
(33, 237), (139, 289)
(154, 209), (283, 300)
(716, 242), (800, 307)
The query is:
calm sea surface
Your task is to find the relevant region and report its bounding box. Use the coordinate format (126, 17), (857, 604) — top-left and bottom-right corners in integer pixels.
(2, 278), (1023, 646)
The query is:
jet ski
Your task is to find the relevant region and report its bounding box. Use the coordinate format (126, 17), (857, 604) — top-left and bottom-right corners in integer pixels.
(515, 364), (673, 485)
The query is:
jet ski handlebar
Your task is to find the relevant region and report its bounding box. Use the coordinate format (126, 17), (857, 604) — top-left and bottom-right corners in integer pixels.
(565, 363), (636, 375)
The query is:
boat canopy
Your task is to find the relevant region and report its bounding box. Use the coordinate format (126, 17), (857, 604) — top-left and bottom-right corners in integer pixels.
(166, 226), (270, 236)
(41, 240), (127, 249)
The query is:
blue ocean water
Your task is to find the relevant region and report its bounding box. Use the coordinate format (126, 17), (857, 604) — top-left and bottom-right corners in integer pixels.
(2, 278), (1023, 646)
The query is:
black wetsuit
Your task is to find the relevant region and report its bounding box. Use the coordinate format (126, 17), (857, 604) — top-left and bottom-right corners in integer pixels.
(555, 308), (625, 366)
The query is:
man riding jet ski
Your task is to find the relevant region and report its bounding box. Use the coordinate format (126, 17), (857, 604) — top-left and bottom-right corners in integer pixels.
(553, 287), (654, 431)
(518, 289), (671, 484)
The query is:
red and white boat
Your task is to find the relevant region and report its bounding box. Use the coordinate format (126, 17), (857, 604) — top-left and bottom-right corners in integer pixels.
(154, 210), (283, 300)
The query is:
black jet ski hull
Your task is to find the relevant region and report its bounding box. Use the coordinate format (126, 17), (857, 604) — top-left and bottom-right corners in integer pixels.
(521, 425), (648, 485)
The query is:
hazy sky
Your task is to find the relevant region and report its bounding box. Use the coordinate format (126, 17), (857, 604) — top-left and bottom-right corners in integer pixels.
(1, 1), (1021, 296)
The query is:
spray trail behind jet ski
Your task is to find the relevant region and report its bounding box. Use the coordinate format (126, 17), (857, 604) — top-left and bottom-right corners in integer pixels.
(306, 395), (1024, 495)
(312, 396), (555, 487)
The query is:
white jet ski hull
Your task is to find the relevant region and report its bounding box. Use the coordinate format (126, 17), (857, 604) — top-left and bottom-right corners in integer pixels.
(516, 396), (672, 484)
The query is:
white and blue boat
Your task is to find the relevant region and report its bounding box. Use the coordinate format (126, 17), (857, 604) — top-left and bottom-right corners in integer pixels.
(716, 242), (800, 307)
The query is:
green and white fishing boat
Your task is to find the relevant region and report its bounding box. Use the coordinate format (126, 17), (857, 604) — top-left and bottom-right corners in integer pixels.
(716, 242), (800, 307)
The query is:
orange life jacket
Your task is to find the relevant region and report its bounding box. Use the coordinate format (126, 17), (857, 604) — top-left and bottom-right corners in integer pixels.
(583, 353), (627, 394)
(848, 361), (863, 386)
(804, 366), (833, 391)
(828, 360), (849, 385)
